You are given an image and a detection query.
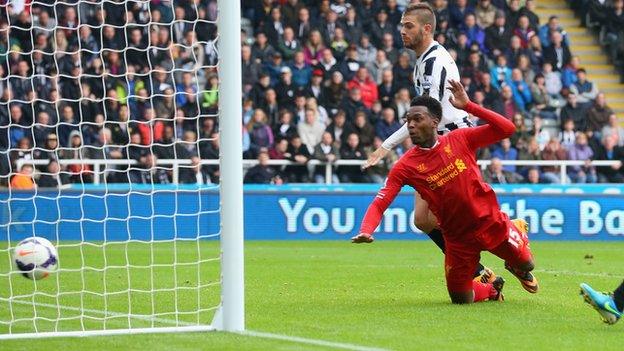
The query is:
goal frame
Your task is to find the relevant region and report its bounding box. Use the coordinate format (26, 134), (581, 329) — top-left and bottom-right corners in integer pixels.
(0, 0), (244, 340)
(212, 0), (245, 334)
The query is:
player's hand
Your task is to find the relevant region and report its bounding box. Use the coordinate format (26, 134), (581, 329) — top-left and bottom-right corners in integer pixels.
(351, 233), (374, 243)
(363, 147), (388, 169)
(447, 79), (470, 110)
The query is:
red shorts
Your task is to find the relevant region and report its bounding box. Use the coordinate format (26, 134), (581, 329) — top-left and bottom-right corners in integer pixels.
(444, 218), (533, 293)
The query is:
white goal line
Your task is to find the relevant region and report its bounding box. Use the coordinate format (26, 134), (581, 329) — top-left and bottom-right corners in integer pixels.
(0, 297), (199, 327)
(238, 330), (391, 351)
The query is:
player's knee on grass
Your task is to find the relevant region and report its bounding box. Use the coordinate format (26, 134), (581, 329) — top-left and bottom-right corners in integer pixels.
(445, 248), (480, 302)
(446, 268), (477, 304)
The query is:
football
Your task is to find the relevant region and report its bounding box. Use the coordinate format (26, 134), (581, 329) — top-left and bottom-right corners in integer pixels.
(13, 237), (58, 280)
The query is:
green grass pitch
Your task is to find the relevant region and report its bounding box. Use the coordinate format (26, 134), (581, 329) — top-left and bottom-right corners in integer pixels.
(0, 241), (622, 350)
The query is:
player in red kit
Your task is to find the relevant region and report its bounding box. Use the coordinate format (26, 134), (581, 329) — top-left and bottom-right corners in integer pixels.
(364, 3), (494, 285)
(352, 80), (538, 304)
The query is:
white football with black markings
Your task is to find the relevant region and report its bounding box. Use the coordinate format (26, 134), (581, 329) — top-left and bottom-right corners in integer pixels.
(13, 237), (58, 280)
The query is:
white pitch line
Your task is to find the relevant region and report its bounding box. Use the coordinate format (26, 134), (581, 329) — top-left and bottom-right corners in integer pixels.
(532, 269), (622, 278)
(239, 330), (391, 351)
(3, 300), (391, 351)
(1, 298), (196, 327)
(379, 263), (623, 279)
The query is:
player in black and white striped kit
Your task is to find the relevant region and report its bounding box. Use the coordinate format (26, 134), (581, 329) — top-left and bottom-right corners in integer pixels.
(363, 3), (492, 283)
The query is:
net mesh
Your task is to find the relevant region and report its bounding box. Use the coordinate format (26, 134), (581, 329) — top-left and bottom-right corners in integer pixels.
(0, 0), (222, 335)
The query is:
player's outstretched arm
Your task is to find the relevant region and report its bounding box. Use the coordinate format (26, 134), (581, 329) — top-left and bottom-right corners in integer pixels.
(363, 124), (409, 169)
(351, 199), (385, 244)
(352, 167), (405, 243)
(447, 79), (515, 149)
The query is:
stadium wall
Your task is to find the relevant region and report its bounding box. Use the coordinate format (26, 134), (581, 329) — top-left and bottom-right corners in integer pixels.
(1, 185), (624, 242)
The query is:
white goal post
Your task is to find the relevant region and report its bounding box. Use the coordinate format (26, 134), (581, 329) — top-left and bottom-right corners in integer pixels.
(216, 0), (245, 333)
(0, 0), (244, 339)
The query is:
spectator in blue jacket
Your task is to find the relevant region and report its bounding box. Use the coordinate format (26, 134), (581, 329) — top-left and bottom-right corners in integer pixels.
(264, 52), (287, 87)
(492, 138), (519, 172)
(375, 107), (401, 141)
(459, 13), (486, 53)
(449, 0), (475, 29)
(508, 68), (533, 112)
(538, 16), (570, 48)
(561, 56), (580, 88)
(289, 51), (312, 88)
(490, 55), (512, 90)
(9, 125), (28, 150)
(175, 72), (198, 107)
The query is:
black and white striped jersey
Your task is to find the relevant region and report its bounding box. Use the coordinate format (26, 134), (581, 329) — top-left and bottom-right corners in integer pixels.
(413, 41), (468, 129)
(381, 41), (470, 150)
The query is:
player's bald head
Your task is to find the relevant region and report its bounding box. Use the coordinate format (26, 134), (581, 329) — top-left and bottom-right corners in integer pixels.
(403, 3), (437, 32)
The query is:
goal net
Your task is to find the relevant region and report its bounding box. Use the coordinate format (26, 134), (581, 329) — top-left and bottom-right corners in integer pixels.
(0, 0), (243, 338)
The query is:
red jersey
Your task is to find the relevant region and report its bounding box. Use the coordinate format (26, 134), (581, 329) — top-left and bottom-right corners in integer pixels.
(360, 102), (516, 249)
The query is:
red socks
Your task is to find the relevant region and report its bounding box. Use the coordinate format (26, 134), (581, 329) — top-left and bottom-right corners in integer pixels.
(472, 281), (498, 302)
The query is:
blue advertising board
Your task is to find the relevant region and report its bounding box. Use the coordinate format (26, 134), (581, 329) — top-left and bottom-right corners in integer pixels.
(1, 185), (623, 242)
(245, 190), (624, 241)
(0, 189), (221, 242)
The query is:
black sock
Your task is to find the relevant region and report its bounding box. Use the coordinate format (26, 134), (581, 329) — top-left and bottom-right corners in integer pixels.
(613, 280), (624, 312)
(426, 229), (445, 253)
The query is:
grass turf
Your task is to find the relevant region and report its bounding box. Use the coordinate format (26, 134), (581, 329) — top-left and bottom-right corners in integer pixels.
(0, 241), (622, 351)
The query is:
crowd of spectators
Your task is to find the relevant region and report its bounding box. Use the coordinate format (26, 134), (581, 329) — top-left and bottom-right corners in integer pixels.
(0, 0), (623, 188)
(241, 0), (624, 185)
(573, 0), (624, 80)
(1, 0), (221, 188)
